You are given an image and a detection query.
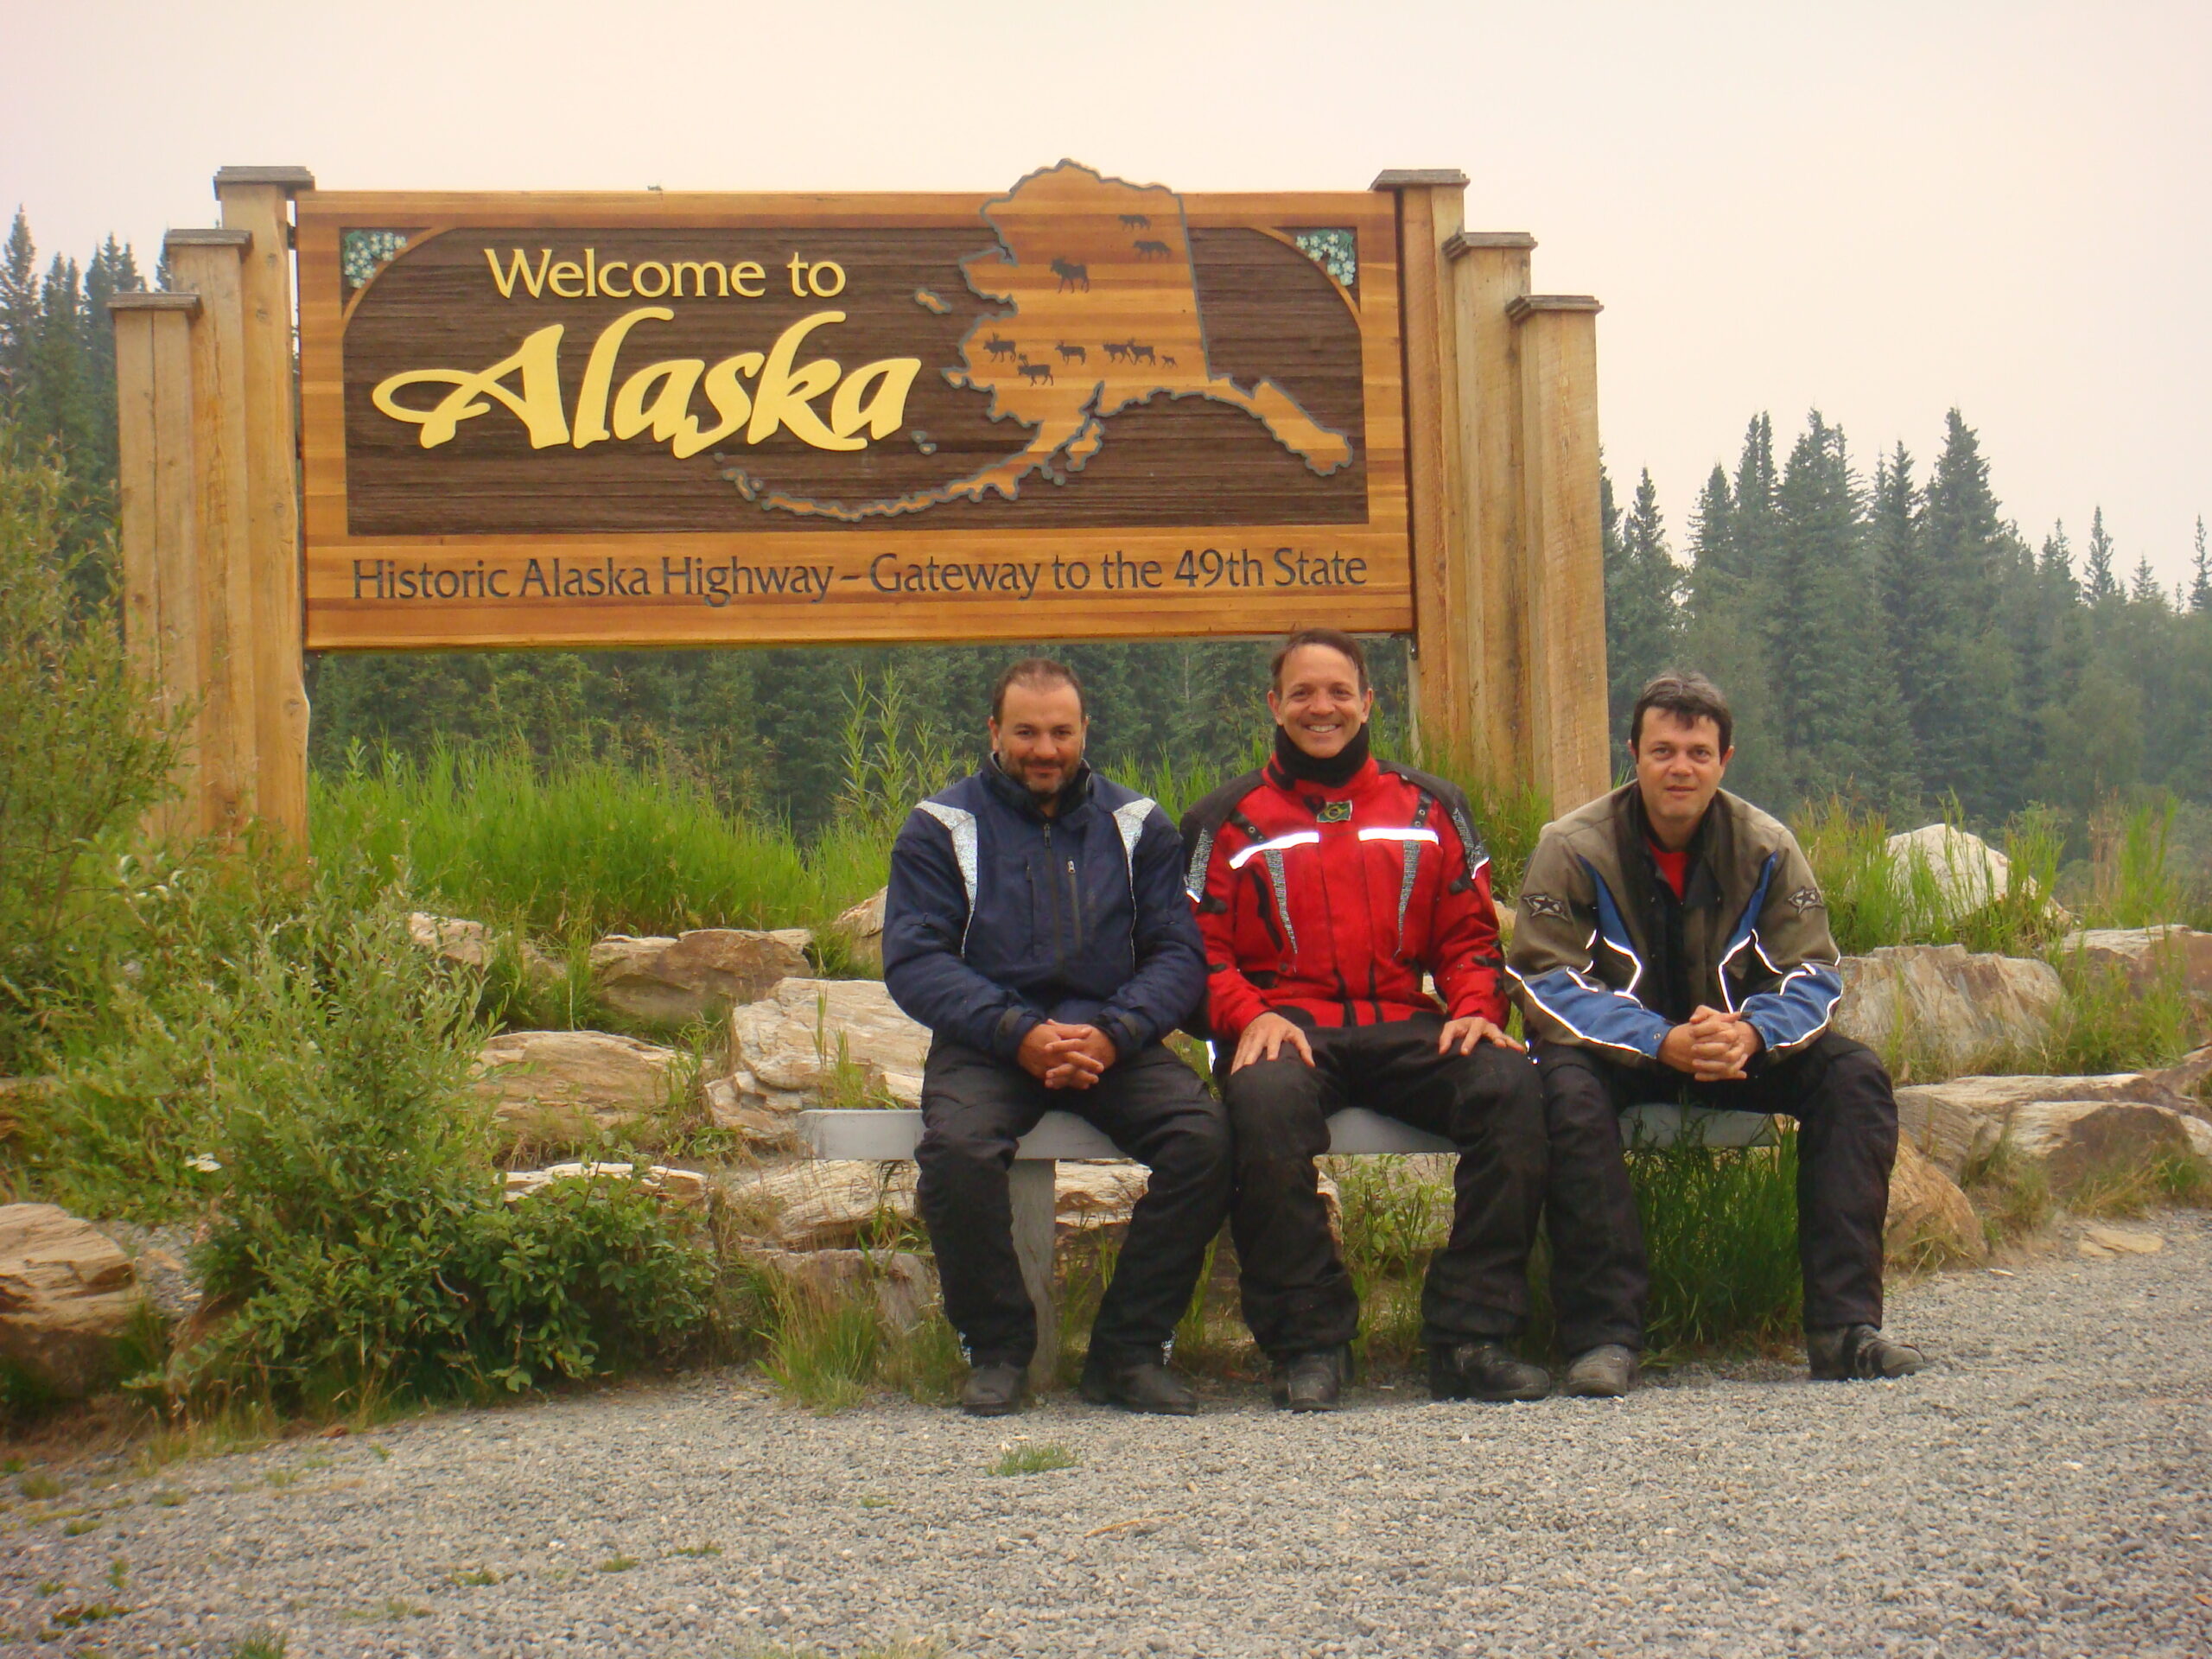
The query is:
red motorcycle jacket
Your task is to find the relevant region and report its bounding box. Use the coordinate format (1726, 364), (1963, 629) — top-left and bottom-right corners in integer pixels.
(1178, 753), (1507, 1039)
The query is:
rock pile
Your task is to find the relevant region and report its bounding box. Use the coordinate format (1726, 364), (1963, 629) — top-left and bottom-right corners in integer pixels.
(0, 1203), (145, 1396)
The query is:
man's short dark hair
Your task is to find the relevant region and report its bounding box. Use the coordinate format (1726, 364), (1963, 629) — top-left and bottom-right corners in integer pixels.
(991, 657), (1084, 721)
(1271, 627), (1370, 691)
(1630, 671), (1733, 753)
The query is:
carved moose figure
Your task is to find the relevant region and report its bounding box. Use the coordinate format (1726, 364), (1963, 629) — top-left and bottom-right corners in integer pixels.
(1016, 355), (1055, 385)
(1055, 342), (1088, 363)
(1050, 258), (1090, 292)
(983, 334), (1017, 362)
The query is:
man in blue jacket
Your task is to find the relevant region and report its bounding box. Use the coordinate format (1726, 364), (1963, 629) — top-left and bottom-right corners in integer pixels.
(884, 658), (1230, 1417)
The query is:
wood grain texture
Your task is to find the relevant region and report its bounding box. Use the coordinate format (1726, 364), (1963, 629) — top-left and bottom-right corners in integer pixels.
(1452, 238), (1534, 794)
(218, 180), (310, 843)
(1516, 304), (1611, 813)
(149, 308), (200, 841)
(1010, 1160), (1058, 1392)
(1387, 180), (1470, 766)
(113, 311), (160, 687)
(213, 165), (315, 189)
(170, 239), (257, 839)
(296, 181), (1409, 651)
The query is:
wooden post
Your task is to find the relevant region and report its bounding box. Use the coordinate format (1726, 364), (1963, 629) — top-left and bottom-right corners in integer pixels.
(110, 290), (203, 842)
(215, 167), (315, 846)
(1373, 170), (1472, 768)
(163, 228), (257, 840)
(1444, 232), (1536, 797)
(1008, 1159), (1059, 1390)
(1510, 295), (1611, 813)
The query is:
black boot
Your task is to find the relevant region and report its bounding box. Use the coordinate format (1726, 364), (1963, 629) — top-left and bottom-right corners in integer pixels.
(1428, 1339), (1550, 1402)
(1079, 1352), (1199, 1416)
(959, 1363), (1027, 1416)
(1808, 1324), (1923, 1381)
(1270, 1345), (1351, 1412)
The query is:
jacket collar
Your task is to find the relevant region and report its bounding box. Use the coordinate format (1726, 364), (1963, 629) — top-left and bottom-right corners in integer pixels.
(982, 752), (1095, 823)
(1265, 752), (1381, 802)
(1618, 784), (1724, 909)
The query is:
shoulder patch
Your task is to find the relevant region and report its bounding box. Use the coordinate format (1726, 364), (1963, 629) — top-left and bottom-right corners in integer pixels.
(1786, 885), (1825, 914)
(1521, 892), (1571, 922)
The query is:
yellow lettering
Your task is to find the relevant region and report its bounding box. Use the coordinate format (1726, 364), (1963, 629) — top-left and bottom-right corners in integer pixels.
(372, 324), (569, 448)
(600, 260), (632, 298)
(747, 311), (861, 451)
(632, 261), (670, 298)
(485, 248), (553, 299)
(549, 261), (585, 298)
(671, 351), (763, 458)
(787, 253), (807, 296)
(613, 359), (706, 443)
(730, 260), (766, 297)
(671, 260), (727, 298)
(808, 259), (847, 298)
(585, 248), (598, 297)
(571, 306), (674, 447)
(830, 356), (920, 442)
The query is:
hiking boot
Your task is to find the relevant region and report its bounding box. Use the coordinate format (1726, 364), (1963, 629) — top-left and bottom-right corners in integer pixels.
(1078, 1354), (1199, 1416)
(1807, 1324), (1925, 1381)
(958, 1363), (1027, 1417)
(1428, 1339), (1550, 1402)
(1562, 1344), (1640, 1399)
(1270, 1346), (1351, 1412)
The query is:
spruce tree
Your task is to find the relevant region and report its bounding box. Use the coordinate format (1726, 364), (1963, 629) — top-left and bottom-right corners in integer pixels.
(2131, 556), (2164, 607)
(1604, 467), (1682, 746)
(0, 211), (36, 406)
(2083, 506), (2120, 602)
(2190, 516), (2210, 613)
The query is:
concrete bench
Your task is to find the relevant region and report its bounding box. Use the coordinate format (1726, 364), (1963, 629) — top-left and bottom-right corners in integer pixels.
(796, 1103), (1776, 1385)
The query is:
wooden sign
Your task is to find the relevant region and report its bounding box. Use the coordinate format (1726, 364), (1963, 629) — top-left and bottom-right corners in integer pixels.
(297, 162), (1410, 650)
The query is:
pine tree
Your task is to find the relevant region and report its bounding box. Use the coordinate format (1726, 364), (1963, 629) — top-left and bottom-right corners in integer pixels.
(2190, 516), (2210, 613)
(1727, 413), (1779, 588)
(1685, 462), (1734, 617)
(0, 210), (36, 406)
(1604, 467), (1682, 745)
(2131, 556), (2164, 608)
(2083, 506), (2120, 602)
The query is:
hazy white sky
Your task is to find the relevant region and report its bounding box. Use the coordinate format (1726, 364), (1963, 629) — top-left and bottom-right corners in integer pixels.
(7, 0), (2206, 581)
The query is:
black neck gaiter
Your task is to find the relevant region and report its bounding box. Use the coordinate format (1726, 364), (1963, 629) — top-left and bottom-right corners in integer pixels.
(1274, 723), (1370, 789)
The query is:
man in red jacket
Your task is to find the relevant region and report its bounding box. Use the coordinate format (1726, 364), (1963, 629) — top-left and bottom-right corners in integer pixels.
(1180, 630), (1549, 1410)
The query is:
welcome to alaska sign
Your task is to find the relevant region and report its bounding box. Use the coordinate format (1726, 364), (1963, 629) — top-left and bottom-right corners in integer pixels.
(298, 162), (1412, 649)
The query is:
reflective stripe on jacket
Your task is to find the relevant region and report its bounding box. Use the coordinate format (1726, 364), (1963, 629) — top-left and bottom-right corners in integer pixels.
(1178, 755), (1506, 1039)
(1506, 784), (1842, 1067)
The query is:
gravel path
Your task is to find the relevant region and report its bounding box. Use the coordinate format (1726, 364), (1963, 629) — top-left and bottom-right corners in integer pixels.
(6, 1213), (2209, 1659)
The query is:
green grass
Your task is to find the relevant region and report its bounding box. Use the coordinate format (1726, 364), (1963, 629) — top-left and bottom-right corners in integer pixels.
(989, 1441), (1077, 1476)
(228, 1631), (287, 1659)
(597, 1554), (639, 1573)
(668, 1541), (722, 1558)
(447, 1567), (505, 1586)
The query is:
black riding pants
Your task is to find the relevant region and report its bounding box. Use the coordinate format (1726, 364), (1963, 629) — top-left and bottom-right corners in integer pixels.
(914, 1039), (1231, 1370)
(1221, 1015), (1548, 1360)
(1536, 1032), (1899, 1355)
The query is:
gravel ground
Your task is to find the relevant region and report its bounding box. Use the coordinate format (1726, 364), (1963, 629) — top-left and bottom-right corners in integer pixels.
(5, 1212), (2209, 1659)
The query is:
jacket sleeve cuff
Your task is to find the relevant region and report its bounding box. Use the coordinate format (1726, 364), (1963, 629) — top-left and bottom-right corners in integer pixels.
(991, 1004), (1044, 1063)
(1096, 1013), (1142, 1061)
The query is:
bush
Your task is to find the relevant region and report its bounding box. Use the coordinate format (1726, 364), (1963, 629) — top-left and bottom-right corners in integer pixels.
(25, 881), (714, 1410)
(0, 421), (181, 1073)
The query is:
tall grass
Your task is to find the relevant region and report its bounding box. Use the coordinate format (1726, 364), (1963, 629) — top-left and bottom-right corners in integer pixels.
(312, 743), (879, 938)
(1794, 797), (2066, 956)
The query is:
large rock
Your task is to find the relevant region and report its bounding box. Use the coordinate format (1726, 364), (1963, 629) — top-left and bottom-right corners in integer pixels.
(501, 1160), (709, 1208)
(723, 977), (931, 1120)
(1883, 1139), (1985, 1265)
(590, 929), (812, 1027)
(751, 1248), (938, 1330)
(828, 888), (888, 975)
(1836, 944), (2063, 1079)
(1896, 1071), (2183, 1176)
(2000, 1100), (2212, 1194)
(408, 912), (560, 983)
(1884, 824), (2012, 914)
(0, 1204), (145, 1395)
(471, 1030), (683, 1147)
(2057, 925), (2212, 1002)
(722, 1160), (921, 1250)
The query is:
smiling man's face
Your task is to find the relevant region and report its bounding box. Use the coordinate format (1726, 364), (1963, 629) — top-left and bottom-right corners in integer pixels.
(1632, 708), (1732, 850)
(1268, 645), (1373, 761)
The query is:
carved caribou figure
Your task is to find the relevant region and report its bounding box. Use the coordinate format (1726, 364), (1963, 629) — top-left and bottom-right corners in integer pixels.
(1050, 257), (1090, 292)
(1016, 355), (1056, 385)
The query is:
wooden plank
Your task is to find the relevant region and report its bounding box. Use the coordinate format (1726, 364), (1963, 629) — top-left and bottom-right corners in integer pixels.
(168, 232), (258, 839)
(213, 165), (315, 190)
(218, 179), (311, 844)
(1514, 299), (1611, 815)
(112, 310), (160, 687)
(1450, 236), (1535, 795)
(1378, 175), (1468, 765)
(1009, 1159), (1059, 1389)
(148, 307), (200, 842)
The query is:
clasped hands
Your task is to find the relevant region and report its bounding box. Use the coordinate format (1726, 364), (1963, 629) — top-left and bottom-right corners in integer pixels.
(1016, 1020), (1118, 1090)
(1659, 1004), (1762, 1081)
(1229, 1009), (1523, 1072)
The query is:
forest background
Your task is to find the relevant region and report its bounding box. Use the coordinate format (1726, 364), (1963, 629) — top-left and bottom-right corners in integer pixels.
(8, 207), (2212, 871)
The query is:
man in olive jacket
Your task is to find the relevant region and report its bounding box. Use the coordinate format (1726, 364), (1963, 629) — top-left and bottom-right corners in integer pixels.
(1508, 672), (1922, 1395)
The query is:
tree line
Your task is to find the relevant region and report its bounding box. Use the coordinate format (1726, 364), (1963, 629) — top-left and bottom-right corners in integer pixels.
(7, 207), (2207, 838)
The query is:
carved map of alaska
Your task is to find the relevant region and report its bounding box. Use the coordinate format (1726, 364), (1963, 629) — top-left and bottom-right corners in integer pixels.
(753, 162), (1354, 520)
